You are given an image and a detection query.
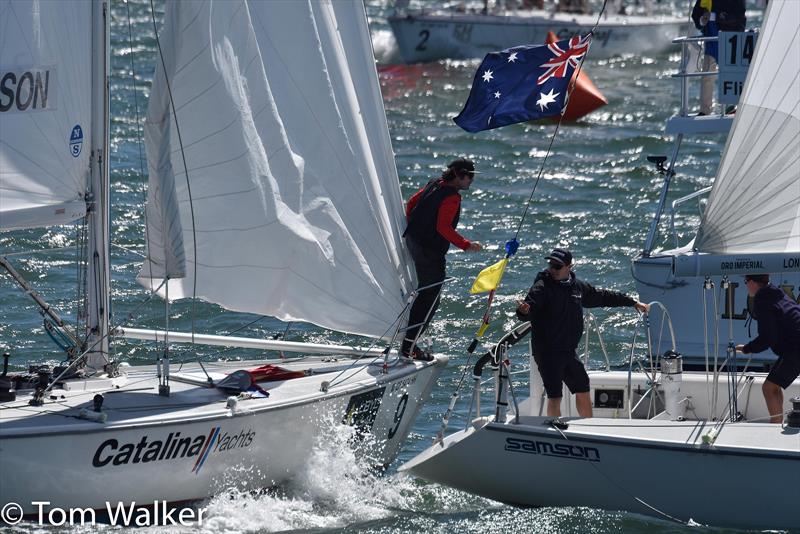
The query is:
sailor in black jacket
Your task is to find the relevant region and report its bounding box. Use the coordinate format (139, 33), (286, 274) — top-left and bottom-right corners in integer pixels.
(401, 158), (482, 360)
(736, 274), (800, 423)
(516, 248), (649, 418)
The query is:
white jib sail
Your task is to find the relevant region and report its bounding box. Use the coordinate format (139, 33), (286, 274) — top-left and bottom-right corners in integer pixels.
(141, 0), (414, 338)
(694, 0), (800, 254)
(0, 0), (92, 231)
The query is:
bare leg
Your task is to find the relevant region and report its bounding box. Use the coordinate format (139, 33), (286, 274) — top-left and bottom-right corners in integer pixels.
(546, 397), (562, 417)
(699, 54), (717, 115)
(763, 380), (784, 424)
(575, 392), (593, 418)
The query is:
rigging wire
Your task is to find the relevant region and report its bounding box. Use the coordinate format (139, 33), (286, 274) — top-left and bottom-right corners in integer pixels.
(550, 423), (689, 526)
(451, 1), (612, 419)
(148, 0), (200, 343)
(173, 315), (269, 371)
(2, 246), (78, 257)
(463, 0), (611, 354)
(147, 0), (215, 384)
(128, 2), (428, 389)
(124, 0), (157, 290)
(75, 218), (89, 349)
(510, 0), (609, 242)
(43, 277), (168, 395)
(324, 302), (413, 389)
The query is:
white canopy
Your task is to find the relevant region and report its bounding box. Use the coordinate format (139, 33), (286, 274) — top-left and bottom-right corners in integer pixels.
(694, 0), (800, 254)
(141, 0), (414, 338)
(0, 0), (92, 231)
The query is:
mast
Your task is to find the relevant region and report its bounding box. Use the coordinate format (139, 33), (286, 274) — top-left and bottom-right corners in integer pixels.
(85, 0), (111, 370)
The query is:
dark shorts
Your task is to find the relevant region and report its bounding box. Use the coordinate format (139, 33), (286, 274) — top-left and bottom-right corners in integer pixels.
(767, 354), (800, 389)
(533, 351), (590, 398)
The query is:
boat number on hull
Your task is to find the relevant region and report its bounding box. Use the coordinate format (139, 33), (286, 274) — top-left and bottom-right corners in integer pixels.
(505, 437), (600, 462)
(342, 387), (385, 438)
(387, 392), (409, 440)
(416, 30), (430, 50)
(453, 24), (473, 44)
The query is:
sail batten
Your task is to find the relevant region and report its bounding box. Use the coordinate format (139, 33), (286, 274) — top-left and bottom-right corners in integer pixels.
(694, 0), (800, 255)
(141, 0), (413, 338)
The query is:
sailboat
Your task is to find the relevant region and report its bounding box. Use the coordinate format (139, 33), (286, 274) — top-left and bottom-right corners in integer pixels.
(402, 1), (800, 530)
(0, 0), (446, 515)
(632, 14), (800, 370)
(388, 0), (690, 64)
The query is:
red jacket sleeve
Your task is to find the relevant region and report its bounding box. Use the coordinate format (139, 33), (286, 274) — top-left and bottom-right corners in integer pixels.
(436, 195), (471, 250)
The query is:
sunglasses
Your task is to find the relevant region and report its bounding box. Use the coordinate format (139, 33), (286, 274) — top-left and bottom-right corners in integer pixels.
(548, 262), (566, 270)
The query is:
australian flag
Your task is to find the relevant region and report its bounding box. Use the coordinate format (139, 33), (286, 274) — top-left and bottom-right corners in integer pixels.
(454, 34), (592, 133)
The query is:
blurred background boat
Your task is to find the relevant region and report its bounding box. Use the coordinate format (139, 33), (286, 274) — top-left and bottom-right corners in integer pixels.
(388, 0), (692, 63)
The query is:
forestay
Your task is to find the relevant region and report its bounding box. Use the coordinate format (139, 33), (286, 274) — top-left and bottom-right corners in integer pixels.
(0, 0), (92, 231)
(141, 0), (414, 338)
(694, 0), (800, 254)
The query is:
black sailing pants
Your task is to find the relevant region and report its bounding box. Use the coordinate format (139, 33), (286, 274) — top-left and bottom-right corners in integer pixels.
(401, 238), (446, 354)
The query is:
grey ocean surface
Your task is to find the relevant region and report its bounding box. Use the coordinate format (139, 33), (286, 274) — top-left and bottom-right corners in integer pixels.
(2, 1), (764, 533)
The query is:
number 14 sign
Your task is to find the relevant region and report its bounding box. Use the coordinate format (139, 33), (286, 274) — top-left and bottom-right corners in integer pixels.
(718, 31), (758, 105)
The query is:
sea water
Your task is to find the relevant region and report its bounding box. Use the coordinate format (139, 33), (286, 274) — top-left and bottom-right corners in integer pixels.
(0, 1), (760, 532)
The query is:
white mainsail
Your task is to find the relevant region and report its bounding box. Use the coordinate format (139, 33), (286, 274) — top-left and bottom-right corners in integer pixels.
(141, 0), (414, 338)
(0, 0), (93, 231)
(694, 0), (800, 254)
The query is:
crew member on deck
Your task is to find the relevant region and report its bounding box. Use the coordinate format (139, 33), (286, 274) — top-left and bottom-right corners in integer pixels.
(736, 274), (800, 424)
(515, 248), (649, 418)
(401, 158), (482, 360)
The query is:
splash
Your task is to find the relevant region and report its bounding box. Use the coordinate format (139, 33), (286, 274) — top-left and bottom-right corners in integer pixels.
(195, 411), (417, 533)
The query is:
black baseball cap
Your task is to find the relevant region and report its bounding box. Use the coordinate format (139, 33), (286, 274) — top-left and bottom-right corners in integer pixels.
(447, 158), (480, 175)
(546, 248), (573, 267)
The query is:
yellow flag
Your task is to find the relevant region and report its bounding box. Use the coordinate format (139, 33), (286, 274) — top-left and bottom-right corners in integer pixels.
(700, 0), (712, 10)
(469, 258), (509, 294)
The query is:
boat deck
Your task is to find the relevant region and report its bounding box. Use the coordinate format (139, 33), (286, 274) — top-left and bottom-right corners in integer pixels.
(0, 356), (426, 436)
(507, 414), (800, 455)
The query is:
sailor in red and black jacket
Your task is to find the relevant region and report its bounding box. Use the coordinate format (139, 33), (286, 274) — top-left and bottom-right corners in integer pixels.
(400, 158), (482, 359)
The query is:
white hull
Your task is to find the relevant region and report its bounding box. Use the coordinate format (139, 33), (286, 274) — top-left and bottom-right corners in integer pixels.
(388, 11), (691, 63)
(404, 415), (799, 530)
(404, 6), (800, 529)
(1, 356), (446, 514)
(403, 369), (800, 530)
(634, 252), (800, 368)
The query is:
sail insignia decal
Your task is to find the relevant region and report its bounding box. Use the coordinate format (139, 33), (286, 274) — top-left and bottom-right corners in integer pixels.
(70, 125), (83, 157)
(92, 427), (255, 472)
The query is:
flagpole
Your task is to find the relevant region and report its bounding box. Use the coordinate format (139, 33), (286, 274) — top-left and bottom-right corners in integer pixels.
(463, 1), (610, 354)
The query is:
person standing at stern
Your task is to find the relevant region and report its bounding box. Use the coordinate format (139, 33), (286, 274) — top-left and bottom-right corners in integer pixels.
(516, 248), (649, 417)
(401, 158), (483, 360)
(736, 274), (800, 424)
(691, 0), (746, 115)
